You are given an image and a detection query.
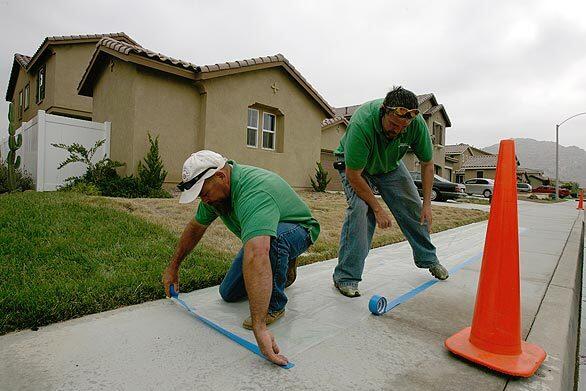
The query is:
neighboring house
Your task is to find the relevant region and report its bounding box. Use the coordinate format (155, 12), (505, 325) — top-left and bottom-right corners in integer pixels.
(78, 38), (335, 187)
(325, 93), (452, 180)
(320, 116), (348, 191)
(5, 33), (139, 129)
(460, 154), (521, 181)
(445, 143), (495, 183)
(460, 155), (499, 180)
(517, 167), (545, 184)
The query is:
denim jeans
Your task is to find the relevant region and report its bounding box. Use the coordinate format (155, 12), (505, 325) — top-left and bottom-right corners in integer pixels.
(219, 223), (311, 312)
(333, 161), (440, 288)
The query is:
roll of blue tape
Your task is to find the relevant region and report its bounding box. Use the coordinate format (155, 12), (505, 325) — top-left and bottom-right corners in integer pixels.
(369, 295), (387, 315)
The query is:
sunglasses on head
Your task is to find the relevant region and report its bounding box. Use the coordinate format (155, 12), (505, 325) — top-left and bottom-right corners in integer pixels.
(382, 105), (420, 120)
(177, 166), (218, 192)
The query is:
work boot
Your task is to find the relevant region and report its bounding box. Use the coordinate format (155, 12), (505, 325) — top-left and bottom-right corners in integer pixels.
(285, 258), (298, 288)
(242, 308), (285, 330)
(429, 263), (449, 280)
(334, 281), (361, 298)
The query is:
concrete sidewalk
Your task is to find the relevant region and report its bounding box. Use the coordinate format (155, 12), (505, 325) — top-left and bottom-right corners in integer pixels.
(0, 200), (582, 390)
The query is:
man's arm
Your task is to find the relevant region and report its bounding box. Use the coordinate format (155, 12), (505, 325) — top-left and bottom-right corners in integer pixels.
(419, 161), (434, 231)
(345, 167), (393, 229)
(162, 220), (208, 297)
(243, 236), (288, 366)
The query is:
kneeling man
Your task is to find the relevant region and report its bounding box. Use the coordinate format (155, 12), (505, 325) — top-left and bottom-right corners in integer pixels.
(163, 150), (320, 366)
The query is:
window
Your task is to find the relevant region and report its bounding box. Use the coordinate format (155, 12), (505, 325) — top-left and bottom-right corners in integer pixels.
(18, 90), (23, 119)
(246, 108), (259, 147)
(465, 179), (476, 184)
(262, 112), (276, 150)
(456, 174), (464, 183)
(476, 171), (484, 178)
(36, 65), (45, 103)
(24, 84), (30, 110)
(433, 122), (444, 145)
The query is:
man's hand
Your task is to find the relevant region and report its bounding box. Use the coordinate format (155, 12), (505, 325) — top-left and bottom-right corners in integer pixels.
(162, 264), (179, 298)
(374, 208), (393, 229)
(254, 327), (289, 366)
(420, 203), (433, 233)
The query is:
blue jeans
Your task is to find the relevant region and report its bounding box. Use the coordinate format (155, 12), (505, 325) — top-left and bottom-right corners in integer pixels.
(219, 223), (311, 312)
(333, 161), (440, 288)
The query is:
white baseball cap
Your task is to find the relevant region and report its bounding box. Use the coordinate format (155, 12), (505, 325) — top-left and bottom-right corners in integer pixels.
(177, 150), (228, 204)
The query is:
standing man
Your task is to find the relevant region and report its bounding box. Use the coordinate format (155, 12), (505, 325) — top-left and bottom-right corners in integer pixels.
(162, 150), (320, 366)
(332, 86), (449, 298)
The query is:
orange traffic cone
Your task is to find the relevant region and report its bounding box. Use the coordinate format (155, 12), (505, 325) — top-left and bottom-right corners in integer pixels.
(445, 139), (546, 377)
(577, 190), (583, 210)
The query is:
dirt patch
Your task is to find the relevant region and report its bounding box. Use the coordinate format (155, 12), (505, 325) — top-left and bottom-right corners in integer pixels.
(93, 190), (488, 265)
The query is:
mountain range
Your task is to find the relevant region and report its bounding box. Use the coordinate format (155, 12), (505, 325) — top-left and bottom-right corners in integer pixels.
(483, 138), (586, 186)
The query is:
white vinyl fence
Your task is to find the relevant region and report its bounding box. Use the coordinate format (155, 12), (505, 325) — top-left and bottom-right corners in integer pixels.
(0, 110), (111, 191)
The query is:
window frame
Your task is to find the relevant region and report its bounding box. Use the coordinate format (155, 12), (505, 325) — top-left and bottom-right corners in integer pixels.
(36, 65), (46, 104)
(24, 84), (30, 110)
(18, 90), (23, 119)
(476, 171), (484, 178)
(246, 108), (259, 148)
(261, 112), (276, 151)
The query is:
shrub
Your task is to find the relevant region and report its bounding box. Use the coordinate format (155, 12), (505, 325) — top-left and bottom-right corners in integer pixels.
(138, 133), (168, 191)
(0, 159), (34, 194)
(310, 161), (331, 192)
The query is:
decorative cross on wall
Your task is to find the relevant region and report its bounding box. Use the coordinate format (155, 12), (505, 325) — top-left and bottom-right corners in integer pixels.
(271, 82), (279, 94)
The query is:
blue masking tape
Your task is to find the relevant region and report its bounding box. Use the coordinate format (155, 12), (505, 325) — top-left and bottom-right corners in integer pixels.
(369, 252), (483, 316)
(169, 285), (294, 369)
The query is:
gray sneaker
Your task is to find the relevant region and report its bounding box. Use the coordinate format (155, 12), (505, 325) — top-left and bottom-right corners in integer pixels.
(334, 282), (361, 298)
(429, 263), (449, 280)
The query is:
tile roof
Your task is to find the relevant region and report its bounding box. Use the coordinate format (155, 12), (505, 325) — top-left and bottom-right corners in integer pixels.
(15, 53), (31, 68)
(321, 116), (348, 128)
(417, 93), (434, 105)
(96, 37), (198, 71)
(334, 104), (361, 118)
(445, 144), (470, 154)
(79, 39), (335, 117)
(461, 155), (498, 169)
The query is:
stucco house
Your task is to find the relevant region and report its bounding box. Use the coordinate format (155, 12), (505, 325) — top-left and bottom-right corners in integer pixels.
(78, 38), (335, 187)
(320, 116), (348, 191)
(6, 33), (139, 128)
(321, 93), (452, 190)
(445, 143), (495, 183)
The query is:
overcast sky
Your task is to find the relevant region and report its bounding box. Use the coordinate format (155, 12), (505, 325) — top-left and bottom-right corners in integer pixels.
(1, 0), (586, 151)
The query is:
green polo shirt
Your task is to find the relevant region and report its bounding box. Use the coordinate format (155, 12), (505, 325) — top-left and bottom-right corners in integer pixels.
(334, 98), (433, 175)
(195, 161), (320, 245)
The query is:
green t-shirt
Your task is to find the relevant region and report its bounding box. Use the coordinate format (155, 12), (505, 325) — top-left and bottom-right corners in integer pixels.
(334, 98), (433, 175)
(195, 161), (320, 245)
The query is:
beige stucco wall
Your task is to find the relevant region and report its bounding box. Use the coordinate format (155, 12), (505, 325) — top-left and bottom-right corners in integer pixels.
(131, 67), (201, 182)
(91, 58), (137, 176)
(321, 123), (346, 152)
(9, 54), (56, 129)
(201, 67), (328, 188)
(52, 43), (94, 119)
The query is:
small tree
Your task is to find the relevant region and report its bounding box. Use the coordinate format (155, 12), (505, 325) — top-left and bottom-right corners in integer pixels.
(7, 103), (22, 192)
(137, 133), (167, 190)
(310, 161), (331, 192)
(51, 139), (124, 184)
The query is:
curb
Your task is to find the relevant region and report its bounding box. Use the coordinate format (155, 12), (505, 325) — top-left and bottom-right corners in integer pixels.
(504, 211), (584, 391)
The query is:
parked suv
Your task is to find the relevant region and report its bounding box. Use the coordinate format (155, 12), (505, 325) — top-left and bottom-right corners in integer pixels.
(532, 185), (570, 198)
(409, 172), (465, 202)
(464, 178), (495, 198)
(516, 182), (532, 193)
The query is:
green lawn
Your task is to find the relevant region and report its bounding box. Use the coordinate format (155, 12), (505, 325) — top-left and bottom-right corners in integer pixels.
(0, 191), (488, 335)
(0, 192), (232, 335)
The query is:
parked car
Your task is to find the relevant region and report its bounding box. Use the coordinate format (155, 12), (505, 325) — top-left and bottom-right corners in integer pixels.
(409, 172), (465, 201)
(464, 178), (495, 198)
(532, 185), (570, 198)
(516, 182), (532, 193)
